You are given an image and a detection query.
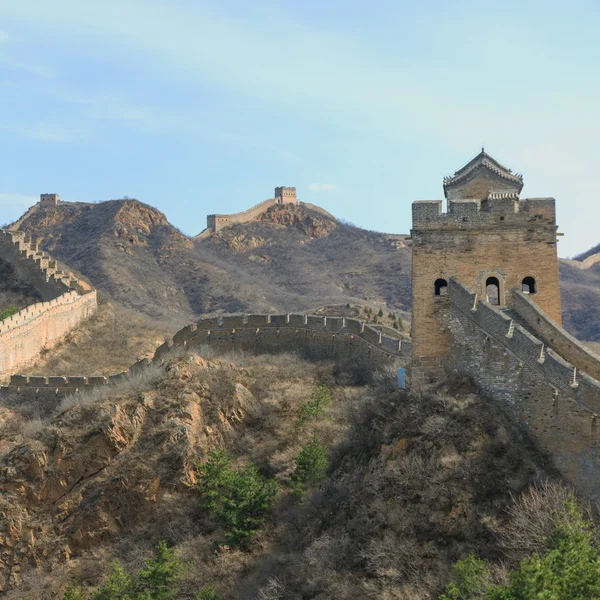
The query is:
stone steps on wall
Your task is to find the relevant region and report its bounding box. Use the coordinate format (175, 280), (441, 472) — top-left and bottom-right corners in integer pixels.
(0, 229), (88, 292)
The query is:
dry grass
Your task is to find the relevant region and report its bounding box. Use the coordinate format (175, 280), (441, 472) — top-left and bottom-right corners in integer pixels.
(22, 300), (178, 376)
(1, 359), (589, 600)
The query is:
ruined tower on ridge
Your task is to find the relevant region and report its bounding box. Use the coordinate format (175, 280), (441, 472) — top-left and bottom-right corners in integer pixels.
(410, 150), (562, 386)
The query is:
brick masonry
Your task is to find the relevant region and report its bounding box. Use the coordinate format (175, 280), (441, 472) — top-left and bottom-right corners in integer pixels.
(410, 151), (561, 386)
(2, 313), (410, 400)
(0, 229), (97, 378)
(445, 278), (600, 500)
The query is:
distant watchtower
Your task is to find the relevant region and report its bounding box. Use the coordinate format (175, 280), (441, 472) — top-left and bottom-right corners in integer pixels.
(274, 186), (297, 204)
(40, 193), (59, 208)
(410, 150), (562, 386)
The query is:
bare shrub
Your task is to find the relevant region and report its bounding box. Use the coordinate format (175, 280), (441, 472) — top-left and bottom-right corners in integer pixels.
(256, 576), (285, 600)
(360, 532), (421, 582)
(333, 356), (373, 386)
(421, 414), (448, 436)
(56, 361), (166, 413)
(19, 415), (44, 438)
(499, 479), (595, 562)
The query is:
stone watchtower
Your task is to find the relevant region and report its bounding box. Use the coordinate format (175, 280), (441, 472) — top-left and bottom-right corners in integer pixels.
(410, 150), (562, 386)
(40, 193), (59, 207)
(274, 186), (297, 204)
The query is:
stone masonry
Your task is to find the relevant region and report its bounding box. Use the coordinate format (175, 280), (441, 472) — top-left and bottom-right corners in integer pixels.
(203, 186), (298, 235)
(39, 193), (59, 207)
(0, 230), (96, 377)
(410, 150), (600, 499)
(410, 150), (562, 387)
(3, 313), (411, 400)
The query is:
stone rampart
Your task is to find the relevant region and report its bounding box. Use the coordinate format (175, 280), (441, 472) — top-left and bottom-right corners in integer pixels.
(3, 313), (411, 399)
(0, 229), (97, 378)
(511, 290), (600, 383)
(445, 278), (600, 499)
(562, 254), (600, 270)
(0, 291), (97, 378)
(0, 231), (68, 300)
(412, 197), (555, 228)
(147, 313), (410, 366)
(207, 198), (279, 233)
(199, 187), (332, 237)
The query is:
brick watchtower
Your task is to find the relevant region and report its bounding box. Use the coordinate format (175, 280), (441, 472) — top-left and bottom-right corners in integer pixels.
(40, 193), (59, 207)
(409, 150), (562, 387)
(274, 186), (297, 203)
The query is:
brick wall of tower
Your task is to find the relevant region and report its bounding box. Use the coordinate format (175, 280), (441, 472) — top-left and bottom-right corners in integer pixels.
(445, 171), (521, 202)
(410, 197), (561, 386)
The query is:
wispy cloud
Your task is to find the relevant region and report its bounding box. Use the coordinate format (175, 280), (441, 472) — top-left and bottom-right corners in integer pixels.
(309, 183), (338, 192)
(0, 30), (11, 44)
(17, 123), (88, 142)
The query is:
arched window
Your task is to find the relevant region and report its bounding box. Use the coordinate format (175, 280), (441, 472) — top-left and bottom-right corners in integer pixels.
(486, 276), (501, 305)
(434, 278), (448, 296)
(522, 276), (536, 294)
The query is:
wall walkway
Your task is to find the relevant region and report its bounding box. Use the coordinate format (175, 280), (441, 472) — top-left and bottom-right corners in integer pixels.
(3, 313), (411, 397)
(0, 230), (97, 378)
(445, 278), (600, 499)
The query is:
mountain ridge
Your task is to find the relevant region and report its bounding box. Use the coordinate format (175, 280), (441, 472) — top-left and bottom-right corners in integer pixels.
(10, 198), (600, 342)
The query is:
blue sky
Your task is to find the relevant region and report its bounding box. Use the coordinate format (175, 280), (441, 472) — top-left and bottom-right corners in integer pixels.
(0, 0), (598, 257)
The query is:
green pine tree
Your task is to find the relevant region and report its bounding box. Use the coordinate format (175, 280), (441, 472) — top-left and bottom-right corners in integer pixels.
(64, 585), (87, 600)
(197, 585), (221, 600)
(93, 560), (134, 600)
(289, 435), (329, 500)
(197, 450), (278, 547)
(136, 541), (181, 600)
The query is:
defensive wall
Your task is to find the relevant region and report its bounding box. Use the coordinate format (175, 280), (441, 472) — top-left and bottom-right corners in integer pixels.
(0, 230), (97, 378)
(411, 195), (561, 387)
(203, 186), (298, 235)
(511, 290), (600, 383)
(562, 253), (600, 270)
(444, 278), (600, 499)
(196, 187), (337, 239)
(2, 313), (411, 399)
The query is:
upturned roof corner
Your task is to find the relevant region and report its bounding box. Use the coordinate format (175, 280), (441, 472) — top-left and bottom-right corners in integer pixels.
(443, 150), (524, 199)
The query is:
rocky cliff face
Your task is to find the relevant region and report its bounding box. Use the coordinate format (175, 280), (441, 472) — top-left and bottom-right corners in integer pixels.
(258, 203), (338, 238)
(0, 354), (254, 592)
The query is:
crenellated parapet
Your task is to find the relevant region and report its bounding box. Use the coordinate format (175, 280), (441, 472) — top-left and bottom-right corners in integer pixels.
(445, 277), (600, 499)
(412, 197), (556, 228)
(0, 229), (97, 378)
(3, 313), (411, 398)
(200, 186), (299, 236)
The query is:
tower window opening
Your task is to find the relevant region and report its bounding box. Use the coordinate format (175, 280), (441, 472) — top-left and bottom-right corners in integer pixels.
(486, 276), (501, 305)
(434, 278), (448, 296)
(522, 276), (536, 294)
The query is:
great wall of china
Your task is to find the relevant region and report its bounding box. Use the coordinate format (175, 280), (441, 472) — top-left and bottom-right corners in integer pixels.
(5, 162), (600, 500)
(194, 186), (336, 239)
(4, 312), (411, 398)
(0, 226), (97, 378)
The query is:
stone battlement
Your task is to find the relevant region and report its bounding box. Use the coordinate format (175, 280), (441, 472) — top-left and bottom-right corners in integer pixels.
(412, 197), (556, 228)
(39, 193), (59, 207)
(3, 313), (411, 398)
(445, 278), (600, 499)
(202, 186), (299, 235)
(0, 229), (97, 378)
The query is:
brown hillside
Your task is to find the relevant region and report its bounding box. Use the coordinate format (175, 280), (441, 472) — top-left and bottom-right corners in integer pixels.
(0, 350), (576, 599)
(559, 259), (600, 341)
(12, 199), (600, 342)
(14, 201), (412, 321)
